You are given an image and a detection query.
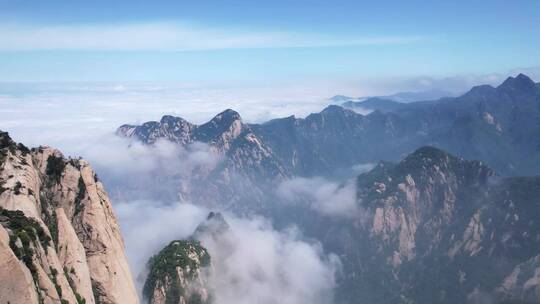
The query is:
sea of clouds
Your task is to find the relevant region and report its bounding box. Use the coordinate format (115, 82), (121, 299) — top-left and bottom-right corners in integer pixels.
(1, 71), (535, 303)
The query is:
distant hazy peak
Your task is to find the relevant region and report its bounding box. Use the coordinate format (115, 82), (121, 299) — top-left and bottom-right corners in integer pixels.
(159, 114), (192, 125)
(498, 73), (537, 91)
(192, 212), (230, 240)
(400, 146), (491, 174)
(329, 95), (355, 103)
(404, 146), (455, 163)
(217, 108), (241, 119)
(320, 105), (356, 115)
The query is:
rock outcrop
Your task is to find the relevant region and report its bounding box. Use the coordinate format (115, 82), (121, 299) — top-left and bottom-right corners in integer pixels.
(143, 240), (211, 304)
(143, 212), (231, 304)
(327, 146), (540, 303)
(0, 131), (139, 304)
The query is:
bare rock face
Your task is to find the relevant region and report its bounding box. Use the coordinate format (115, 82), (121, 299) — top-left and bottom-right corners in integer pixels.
(498, 254), (540, 302)
(358, 146), (494, 265)
(0, 224), (39, 304)
(0, 131), (139, 304)
(330, 146), (540, 303)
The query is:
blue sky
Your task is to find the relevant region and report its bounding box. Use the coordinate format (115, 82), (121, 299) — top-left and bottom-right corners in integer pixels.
(0, 0), (539, 84)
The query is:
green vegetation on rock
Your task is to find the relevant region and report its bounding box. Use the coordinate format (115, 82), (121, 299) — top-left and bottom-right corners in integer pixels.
(0, 207), (51, 291)
(46, 154), (66, 184)
(143, 240), (211, 304)
(1, 207), (51, 250)
(74, 176), (86, 216)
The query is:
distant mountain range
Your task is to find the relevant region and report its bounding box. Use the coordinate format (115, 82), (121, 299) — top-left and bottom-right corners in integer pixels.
(120, 73), (540, 181)
(330, 88), (457, 104)
(116, 74), (540, 303)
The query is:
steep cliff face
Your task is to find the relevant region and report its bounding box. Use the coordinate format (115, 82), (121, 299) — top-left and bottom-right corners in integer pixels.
(357, 146), (494, 265)
(331, 146), (540, 303)
(0, 131), (139, 304)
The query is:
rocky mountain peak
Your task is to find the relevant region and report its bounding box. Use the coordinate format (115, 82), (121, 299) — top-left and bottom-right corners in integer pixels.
(396, 146), (493, 186)
(304, 105), (359, 125)
(116, 115), (195, 145)
(400, 146), (455, 169)
(461, 84), (497, 99)
(498, 73), (537, 92)
(193, 212), (230, 240)
(215, 108), (241, 121)
(194, 109), (244, 146)
(202, 108), (242, 127)
(320, 105), (352, 115)
(143, 240), (211, 304)
(357, 146), (493, 204)
(159, 114), (191, 126)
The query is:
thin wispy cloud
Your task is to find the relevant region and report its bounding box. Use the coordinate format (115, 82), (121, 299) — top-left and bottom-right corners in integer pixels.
(0, 22), (427, 51)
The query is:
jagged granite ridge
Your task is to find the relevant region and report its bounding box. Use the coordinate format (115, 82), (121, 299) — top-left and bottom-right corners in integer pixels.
(119, 74), (540, 182)
(117, 109), (289, 211)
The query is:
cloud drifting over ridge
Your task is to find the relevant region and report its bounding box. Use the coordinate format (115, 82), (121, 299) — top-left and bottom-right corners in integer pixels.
(116, 199), (339, 303)
(0, 22), (427, 51)
(92, 132), (340, 303)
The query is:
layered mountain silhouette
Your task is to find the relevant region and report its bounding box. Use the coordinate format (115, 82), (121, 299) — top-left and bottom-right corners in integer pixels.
(119, 73), (540, 182)
(333, 88), (456, 104)
(117, 108), (288, 210)
(117, 74), (540, 303)
(267, 73), (540, 176)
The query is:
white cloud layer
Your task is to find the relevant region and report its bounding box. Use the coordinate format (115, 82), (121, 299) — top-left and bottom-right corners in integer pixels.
(0, 82), (340, 152)
(75, 136), (222, 202)
(200, 216), (340, 304)
(0, 22), (426, 51)
(116, 199), (339, 303)
(277, 177), (360, 218)
(1, 69), (537, 303)
(115, 200), (208, 285)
